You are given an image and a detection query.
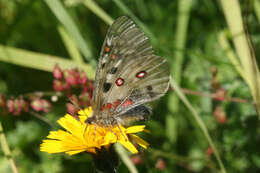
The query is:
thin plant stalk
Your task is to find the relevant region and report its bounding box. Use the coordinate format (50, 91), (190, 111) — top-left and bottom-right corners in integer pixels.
(83, 0), (114, 25)
(114, 143), (138, 173)
(170, 78), (227, 173)
(0, 122), (19, 173)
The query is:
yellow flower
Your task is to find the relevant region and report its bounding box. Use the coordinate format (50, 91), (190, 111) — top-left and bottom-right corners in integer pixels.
(40, 107), (149, 155)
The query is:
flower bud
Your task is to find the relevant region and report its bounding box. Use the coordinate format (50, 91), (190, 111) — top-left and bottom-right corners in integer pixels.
(213, 106), (227, 124)
(64, 69), (78, 86)
(53, 64), (63, 79)
(53, 80), (64, 91)
(7, 99), (15, 113)
(42, 100), (51, 112)
(13, 99), (23, 115)
(130, 155), (143, 165)
(78, 70), (87, 85)
(155, 158), (166, 171)
(206, 147), (213, 157)
(31, 98), (43, 112)
(66, 103), (79, 115)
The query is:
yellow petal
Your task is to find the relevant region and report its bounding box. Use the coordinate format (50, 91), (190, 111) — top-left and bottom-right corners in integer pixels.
(57, 114), (85, 140)
(125, 125), (146, 134)
(40, 140), (66, 153)
(118, 140), (138, 154)
(78, 107), (92, 117)
(130, 134), (149, 149)
(65, 149), (89, 156)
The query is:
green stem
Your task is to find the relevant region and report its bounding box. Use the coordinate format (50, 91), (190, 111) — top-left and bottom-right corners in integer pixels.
(114, 143), (138, 173)
(0, 121), (19, 173)
(170, 78), (226, 173)
(167, 0), (192, 143)
(83, 0), (114, 25)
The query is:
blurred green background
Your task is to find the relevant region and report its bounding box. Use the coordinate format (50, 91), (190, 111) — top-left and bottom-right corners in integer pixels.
(0, 0), (260, 172)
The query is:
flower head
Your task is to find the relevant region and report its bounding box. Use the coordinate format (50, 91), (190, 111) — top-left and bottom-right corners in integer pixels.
(40, 107), (149, 155)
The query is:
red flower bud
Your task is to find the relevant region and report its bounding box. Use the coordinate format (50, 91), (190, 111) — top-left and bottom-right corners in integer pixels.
(13, 99), (24, 115)
(79, 92), (91, 107)
(130, 155), (143, 165)
(155, 158), (166, 171)
(64, 69), (78, 86)
(53, 64), (63, 79)
(213, 106), (227, 124)
(7, 99), (15, 113)
(53, 80), (64, 91)
(78, 70), (87, 85)
(66, 103), (79, 115)
(206, 147), (213, 157)
(42, 100), (51, 112)
(31, 98), (43, 112)
(214, 88), (227, 101)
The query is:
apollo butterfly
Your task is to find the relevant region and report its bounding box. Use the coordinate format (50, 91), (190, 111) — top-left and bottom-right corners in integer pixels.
(85, 16), (170, 126)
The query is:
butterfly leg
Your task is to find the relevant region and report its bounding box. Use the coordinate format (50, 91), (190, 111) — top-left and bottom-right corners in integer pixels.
(115, 121), (127, 141)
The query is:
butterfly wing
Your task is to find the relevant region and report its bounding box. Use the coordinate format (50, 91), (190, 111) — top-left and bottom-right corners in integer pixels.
(92, 16), (170, 124)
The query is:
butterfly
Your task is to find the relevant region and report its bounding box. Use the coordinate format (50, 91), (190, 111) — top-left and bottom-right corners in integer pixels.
(86, 16), (170, 126)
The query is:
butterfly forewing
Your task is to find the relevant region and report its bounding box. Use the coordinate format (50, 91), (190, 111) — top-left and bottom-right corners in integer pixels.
(91, 16), (170, 125)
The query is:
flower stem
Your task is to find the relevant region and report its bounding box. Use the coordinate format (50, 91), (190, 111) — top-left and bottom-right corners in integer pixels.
(0, 121), (19, 173)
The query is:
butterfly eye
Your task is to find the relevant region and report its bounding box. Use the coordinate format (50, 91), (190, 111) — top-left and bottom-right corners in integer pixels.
(136, 71), (146, 78)
(115, 78), (124, 86)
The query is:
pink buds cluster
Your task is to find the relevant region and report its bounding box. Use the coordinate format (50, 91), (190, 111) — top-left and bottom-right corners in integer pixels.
(52, 65), (94, 115)
(53, 64), (93, 93)
(210, 67), (227, 124)
(0, 93), (51, 115)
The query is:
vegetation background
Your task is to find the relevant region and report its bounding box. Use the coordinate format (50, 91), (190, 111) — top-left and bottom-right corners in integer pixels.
(0, 0), (260, 172)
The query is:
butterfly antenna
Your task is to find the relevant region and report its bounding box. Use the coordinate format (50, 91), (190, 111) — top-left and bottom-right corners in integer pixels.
(68, 96), (90, 137)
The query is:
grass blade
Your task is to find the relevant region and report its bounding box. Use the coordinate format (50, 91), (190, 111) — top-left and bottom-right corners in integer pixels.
(0, 45), (95, 79)
(44, 0), (96, 66)
(220, 0), (260, 117)
(58, 25), (84, 63)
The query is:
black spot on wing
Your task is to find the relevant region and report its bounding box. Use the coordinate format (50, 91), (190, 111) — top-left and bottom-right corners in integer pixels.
(103, 82), (111, 93)
(109, 67), (118, 74)
(147, 85), (153, 91)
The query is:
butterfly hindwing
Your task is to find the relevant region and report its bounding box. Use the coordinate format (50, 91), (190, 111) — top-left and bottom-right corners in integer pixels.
(92, 16), (170, 125)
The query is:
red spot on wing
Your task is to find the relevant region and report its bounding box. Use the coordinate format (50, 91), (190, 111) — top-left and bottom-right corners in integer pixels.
(122, 99), (133, 107)
(113, 100), (121, 109)
(111, 54), (116, 59)
(104, 46), (110, 53)
(102, 103), (112, 111)
(116, 78), (124, 86)
(136, 71), (146, 78)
